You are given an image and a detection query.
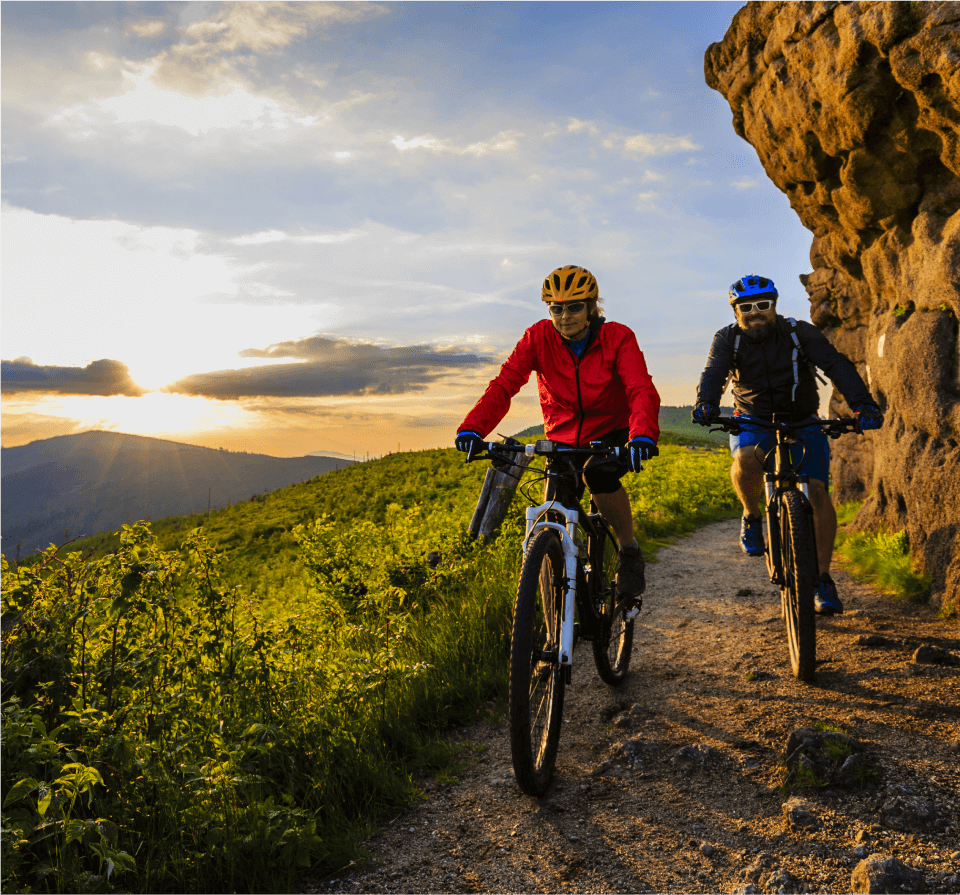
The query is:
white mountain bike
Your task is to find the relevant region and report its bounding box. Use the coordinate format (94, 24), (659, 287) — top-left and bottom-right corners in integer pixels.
(468, 439), (641, 796)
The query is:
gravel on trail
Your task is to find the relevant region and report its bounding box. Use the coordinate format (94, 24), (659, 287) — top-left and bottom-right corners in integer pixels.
(301, 519), (960, 895)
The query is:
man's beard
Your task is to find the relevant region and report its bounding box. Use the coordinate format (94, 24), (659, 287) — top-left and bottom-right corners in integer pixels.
(741, 317), (777, 342)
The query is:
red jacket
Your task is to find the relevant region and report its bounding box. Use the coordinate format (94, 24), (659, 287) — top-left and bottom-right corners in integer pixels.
(459, 318), (660, 446)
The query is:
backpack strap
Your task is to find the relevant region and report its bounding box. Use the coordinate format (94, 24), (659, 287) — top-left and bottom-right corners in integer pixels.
(722, 330), (742, 397)
(786, 317), (828, 392)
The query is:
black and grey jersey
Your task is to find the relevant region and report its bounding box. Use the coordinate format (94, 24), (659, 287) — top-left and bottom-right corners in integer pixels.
(696, 315), (873, 420)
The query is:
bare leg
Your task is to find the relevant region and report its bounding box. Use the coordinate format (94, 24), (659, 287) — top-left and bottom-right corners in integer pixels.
(808, 479), (836, 576)
(730, 447), (764, 517)
(591, 486), (635, 547)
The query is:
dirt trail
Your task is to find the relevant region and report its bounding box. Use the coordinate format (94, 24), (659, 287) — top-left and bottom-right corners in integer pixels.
(303, 519), (960, 894)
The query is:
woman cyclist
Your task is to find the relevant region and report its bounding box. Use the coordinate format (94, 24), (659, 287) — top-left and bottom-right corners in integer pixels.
(455, 265), (661, 601)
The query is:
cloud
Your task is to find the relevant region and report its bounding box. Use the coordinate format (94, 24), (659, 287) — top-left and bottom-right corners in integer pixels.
(230, 228), (363, 246)
(731, 178), (759, 190)
(391, 130), (522, 156)
(165, 336), (499, 400)
(1, 358), (145, 397)
(567, 118), (600, 135)
(129, 21), (168, 39)
(603, 131), (700, 157)
(150, 2), (388, 96)
(52, 67), (323, 137)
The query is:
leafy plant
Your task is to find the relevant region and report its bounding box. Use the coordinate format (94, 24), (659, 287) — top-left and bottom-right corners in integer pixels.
(3, 443), (744, 891)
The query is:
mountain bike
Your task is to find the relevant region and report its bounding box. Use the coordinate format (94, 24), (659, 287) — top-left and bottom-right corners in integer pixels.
(466, 438), (641, 795)
(708, 415), (858, 681)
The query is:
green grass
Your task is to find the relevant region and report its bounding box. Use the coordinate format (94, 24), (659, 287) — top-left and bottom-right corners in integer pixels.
(3, 442), (739, 893)
(834, 501), (931, 600)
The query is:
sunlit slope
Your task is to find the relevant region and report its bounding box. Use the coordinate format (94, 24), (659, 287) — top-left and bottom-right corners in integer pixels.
(65, 448), (492, 605)
(62, 439), (739, 614)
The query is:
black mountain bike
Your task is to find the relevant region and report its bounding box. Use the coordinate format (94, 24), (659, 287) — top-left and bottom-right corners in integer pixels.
(467, 439), (640, 795)
(709, 415), (858, 681)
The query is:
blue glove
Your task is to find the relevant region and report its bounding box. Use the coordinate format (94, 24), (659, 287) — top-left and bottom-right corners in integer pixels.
(692, 403), (719, 426)
(627, 437), (658, 472)
(853, 404), (883, 433)
(455, 431), (484, 461)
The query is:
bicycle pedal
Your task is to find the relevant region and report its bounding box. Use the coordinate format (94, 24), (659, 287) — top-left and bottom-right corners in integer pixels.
(626, 605), (641, 621)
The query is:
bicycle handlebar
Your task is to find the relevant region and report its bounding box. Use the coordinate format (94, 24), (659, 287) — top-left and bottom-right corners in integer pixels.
(706, 416), (859, 439)
(466, 439), (625, 464)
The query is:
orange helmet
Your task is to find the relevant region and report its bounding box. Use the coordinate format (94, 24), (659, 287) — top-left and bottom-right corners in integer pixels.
(541, 265), (599, 303)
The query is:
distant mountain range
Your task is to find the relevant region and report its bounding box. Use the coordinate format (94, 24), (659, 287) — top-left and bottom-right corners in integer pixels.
(1, 431), (354, 559)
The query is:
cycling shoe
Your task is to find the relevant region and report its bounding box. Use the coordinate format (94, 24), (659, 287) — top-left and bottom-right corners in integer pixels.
(616, 541), (646, 597)
(740, 515), (765, 556)
(815, 575), (843, 615)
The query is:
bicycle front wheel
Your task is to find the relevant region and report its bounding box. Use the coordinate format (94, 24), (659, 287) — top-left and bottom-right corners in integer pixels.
(509, 529), (566, 796)
(779, 489), (818, 681)
(590, 522), (634, 686)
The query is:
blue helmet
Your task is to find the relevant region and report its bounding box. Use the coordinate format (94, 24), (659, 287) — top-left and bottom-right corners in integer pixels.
(729, 274), (778, 305)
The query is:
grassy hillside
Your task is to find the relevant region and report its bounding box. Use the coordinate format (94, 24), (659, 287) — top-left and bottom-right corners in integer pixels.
(2, 442), (739, 893)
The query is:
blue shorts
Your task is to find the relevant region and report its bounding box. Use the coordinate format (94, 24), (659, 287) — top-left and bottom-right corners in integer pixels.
(729, 416), (831, 485)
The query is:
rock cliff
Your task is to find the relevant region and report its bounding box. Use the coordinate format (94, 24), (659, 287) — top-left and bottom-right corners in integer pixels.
(705, 1), (960, 608)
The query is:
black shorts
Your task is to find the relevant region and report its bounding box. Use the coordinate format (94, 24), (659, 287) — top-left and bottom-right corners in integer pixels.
(554, 428), (630, 495)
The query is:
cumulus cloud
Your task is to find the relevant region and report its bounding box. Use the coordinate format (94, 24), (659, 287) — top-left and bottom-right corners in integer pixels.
(1, 358), (145, 397)
(164, 336), (499, 400)
(391, 130), (522, 156)
(566, 118), (600, 135)
(150, 2), (388, 96)
(230, 228), (363, 246)
(603, 131), (699, 157)
(129, 21), (168, 39)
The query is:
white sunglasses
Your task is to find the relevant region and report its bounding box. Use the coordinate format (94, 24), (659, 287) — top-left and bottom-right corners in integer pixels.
(737, 299), (775, 313)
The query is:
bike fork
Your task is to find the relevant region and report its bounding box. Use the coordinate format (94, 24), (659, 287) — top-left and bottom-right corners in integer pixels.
(559, 525), (579, 666)
(764, 474), (784, 585)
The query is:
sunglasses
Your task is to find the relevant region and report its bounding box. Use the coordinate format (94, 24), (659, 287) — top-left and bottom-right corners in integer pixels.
(736, 299), (775, 313)
(547, 301), (587, 316)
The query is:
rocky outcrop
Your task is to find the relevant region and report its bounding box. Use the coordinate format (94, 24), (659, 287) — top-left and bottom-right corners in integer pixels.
(705, 1), (960, 609)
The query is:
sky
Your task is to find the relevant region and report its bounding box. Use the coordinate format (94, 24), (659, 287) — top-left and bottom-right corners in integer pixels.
(1, 1), (817, 459)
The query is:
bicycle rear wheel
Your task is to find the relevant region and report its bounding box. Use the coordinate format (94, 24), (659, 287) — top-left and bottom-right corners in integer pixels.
(509, 528), (566, 796)
(779, 489), (818, 681)
(590, 521), (634, 686)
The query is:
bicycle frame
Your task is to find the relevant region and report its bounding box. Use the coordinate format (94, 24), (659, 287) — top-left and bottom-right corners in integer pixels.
(473, 440), (624, 668)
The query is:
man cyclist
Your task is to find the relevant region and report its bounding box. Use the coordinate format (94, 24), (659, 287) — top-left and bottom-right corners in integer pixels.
(455, 265), (661, 602)
(692, 274), (882, 615)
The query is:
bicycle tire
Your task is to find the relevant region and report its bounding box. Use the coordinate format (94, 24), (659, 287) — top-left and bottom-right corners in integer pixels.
(509, 528), (566, 796)
(590, 522), (634, 686)
(779, 489), (818, 681)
